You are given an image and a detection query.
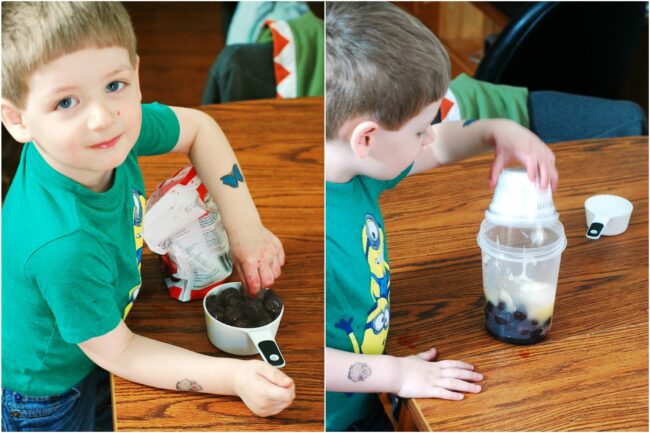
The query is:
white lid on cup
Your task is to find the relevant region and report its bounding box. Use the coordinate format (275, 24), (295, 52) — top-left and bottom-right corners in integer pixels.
(486, 168), (558, 226)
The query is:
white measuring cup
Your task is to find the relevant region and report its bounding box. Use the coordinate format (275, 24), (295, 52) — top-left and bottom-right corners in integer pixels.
(585, 195), (633, 240)
(203, 282), (285, 368)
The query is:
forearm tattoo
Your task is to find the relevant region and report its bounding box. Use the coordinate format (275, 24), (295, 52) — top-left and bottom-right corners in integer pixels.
(348, 362), (372, 382)
(463, 118), (477, 128)
(176, 379), (203, 392)
(220, 163), (245, 188)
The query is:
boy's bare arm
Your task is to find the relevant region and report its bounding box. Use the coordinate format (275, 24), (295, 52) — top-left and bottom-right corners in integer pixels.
(410, 119), (558, 189)
(327, 347), (402, 394)
(326, 347), (482, 399)
(167, 107), (285, 295)
(79, 321), (295, 417)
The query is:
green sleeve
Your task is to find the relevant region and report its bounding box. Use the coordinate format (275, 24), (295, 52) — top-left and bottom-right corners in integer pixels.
(133, 102), (181, 156)
(450, 73), (530, 128)
(287, 12), (324, 97)
(25, 231), (122, 344)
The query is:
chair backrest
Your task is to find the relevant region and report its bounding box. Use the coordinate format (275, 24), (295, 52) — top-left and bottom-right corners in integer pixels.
(474, 2), (646, 99)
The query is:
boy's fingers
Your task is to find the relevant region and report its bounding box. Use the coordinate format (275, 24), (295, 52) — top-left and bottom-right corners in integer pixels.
(440, 368), (483, 382)
(490, 152), (508, 188)
(275, 238), (286, 266)
(435, 378), (482, 393)
(260, 381), (295, 402)
(258, 363), (294, 388)
(429, 387), (464, 401)
(437, 360), (474, 370)
(416, 347), (437, 361)
(551, 166), (559, 190)
(235, 263), (252, 294)
(271, 256), (282, 279)
(259, 264), (275, 289)
(525, 156), (538, 183)
(538, 163), (549, 191)
(243, 263), (262, 295)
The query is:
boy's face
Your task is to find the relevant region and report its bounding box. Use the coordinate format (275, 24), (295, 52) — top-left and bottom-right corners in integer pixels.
(10, 47), (142, 186)
(369, 100), (441, 179)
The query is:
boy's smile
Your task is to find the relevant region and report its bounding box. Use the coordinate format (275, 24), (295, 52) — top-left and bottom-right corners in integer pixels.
(14, 47), (142, 192)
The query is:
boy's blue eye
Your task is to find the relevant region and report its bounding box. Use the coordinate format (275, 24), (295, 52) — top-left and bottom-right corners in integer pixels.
(56, 97), (78, 110)
(106, 81), (125, 93)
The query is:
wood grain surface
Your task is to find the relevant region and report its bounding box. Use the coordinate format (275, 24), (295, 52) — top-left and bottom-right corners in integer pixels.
(112, 98), (324, 431)
(381, 137), (648, 431)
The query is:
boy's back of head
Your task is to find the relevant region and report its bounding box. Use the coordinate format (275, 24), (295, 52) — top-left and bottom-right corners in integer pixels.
(2, 1), (137, 109)
(326, 2), (450, 140)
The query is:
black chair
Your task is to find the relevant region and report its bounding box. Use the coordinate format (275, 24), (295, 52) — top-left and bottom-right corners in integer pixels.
(475, 2), (647, 100)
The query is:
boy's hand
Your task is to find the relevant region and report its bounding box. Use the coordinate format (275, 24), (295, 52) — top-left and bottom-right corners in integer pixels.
(489, 119), (558, 190)
(396, 347), (483, 400)
(233, 360), (295, 417)
(228, 223), (285, 296)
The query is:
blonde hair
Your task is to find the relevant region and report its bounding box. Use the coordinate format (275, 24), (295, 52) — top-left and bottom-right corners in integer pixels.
(2, 1), (137, 108)
(326, 2), (450, 139)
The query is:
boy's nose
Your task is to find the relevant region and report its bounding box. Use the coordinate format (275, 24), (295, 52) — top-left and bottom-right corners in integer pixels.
(87, 100), (117, 131)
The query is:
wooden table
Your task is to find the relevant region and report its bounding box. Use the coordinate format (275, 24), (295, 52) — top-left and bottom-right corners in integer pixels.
(111, 98), (324, 431)
(381, 137), (648, 431)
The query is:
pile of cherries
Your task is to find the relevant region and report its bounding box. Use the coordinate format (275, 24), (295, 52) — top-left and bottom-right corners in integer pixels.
(206, 288), (283, 328)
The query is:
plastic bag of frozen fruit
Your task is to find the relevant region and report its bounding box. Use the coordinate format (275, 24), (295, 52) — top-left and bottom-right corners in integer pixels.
(143, 165), (233, 302)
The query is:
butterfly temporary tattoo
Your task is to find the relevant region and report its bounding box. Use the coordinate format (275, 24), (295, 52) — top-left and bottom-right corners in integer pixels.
(220, 164), (244, 188)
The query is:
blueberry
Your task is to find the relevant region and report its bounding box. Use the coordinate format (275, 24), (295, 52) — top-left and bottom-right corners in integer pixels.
(486, 302), (494, 313)
(520, 328), (530, 336)
(498, 302), (506, 311)
(530, 329), (543, 339)
(514, 311), (527, 322)
(531, 320), (539, 326)
(495, 315), (508, 325)
(227, 294), (244, 307)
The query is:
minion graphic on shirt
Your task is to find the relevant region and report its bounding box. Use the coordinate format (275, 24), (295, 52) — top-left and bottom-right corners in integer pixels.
(335, 214), (390, 354)
(123, 189), (145, 319)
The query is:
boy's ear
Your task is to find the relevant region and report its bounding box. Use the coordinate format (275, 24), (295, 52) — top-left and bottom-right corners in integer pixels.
(133, 55), (142, 102)
(1, 100), (32, 143)
(349, 120), (379, 159)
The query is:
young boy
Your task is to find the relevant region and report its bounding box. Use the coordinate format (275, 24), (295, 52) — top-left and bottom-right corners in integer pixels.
(325, 3), (558, 431)
(2, 3), (294, 431)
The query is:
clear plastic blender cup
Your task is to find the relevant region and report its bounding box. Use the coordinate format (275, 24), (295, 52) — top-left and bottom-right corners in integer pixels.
(477, 169), (567, 345)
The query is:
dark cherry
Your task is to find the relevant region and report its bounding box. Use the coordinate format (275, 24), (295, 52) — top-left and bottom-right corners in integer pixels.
(263, 289), (283, 316)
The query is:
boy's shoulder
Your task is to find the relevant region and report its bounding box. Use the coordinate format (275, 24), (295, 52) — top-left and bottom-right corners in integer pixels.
(3, 145), (133, 272)
(134, 102), (181, 157)
(326, 165), (412, 200)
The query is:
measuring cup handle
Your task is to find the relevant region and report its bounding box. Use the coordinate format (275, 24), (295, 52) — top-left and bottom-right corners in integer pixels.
(248, 330), (285, 368)
(586, 217), (609, 240)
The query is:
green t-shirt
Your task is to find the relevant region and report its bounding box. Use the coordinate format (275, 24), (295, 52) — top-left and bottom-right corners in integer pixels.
(449, 73), (530, 128)
(2, 102), (180, 396)
(325, 167), (411, 431)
